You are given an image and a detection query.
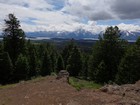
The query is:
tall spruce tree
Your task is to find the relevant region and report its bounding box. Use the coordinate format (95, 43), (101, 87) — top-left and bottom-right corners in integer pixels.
(89, 26), (125, 83)
(56, 55), (64, 73)
(116, 38), (140, 84)
(28, 44), (38, 77)
(80, 54), (89, 79)
(62, 39), (76, 68)
(14, 54), (29, 81)
(50, 51), (57, 73)
(67, 46), (83, 76)
(41, 50), (52, 76)
(3, 14), (25, 64)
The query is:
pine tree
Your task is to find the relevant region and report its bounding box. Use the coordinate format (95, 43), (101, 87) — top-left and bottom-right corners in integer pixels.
(62, 39), (76, 68)
(81, 54), (89, 79)
(56, 55), (64, 73)
(14, 54), (29, 81)
(95, 61), (107, 83)
(50, 51), (57, 73)
(0, 52), (13, 84)
(67, 46), (83, 76)
(89, 26), (125, 83)
(38, 44), (45, 59)
(116, 38), (140, 84)
(28, 44), (38, 77)
(136, 37), (140, 45)
(41, 50), (52, 76)
(3, 14), (25, 64)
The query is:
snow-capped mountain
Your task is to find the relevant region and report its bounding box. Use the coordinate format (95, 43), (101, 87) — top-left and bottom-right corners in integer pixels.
(26, 29), (140, 40)
(26, 29), (99, 40)
(1, 29), (139, 40)
(120, 30), (140, 40)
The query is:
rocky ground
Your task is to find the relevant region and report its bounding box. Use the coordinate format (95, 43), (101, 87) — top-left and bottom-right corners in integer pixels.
(0, 76), (139, 105)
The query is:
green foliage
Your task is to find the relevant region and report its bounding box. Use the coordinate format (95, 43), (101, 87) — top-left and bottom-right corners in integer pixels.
(69, 77), (102, 90)
(14, 54), (29, 81)
(116, 41), (140, 84)
(27, 44), (38, 77)
(1, 14), (139, 86)
(67, 46), (83, 76)
(0, 52), (13, 84)
(37, 44), (46, 58)
(0, 84), (16, 89)
(95, 61), (108, 83)
(41, 50), (52, 76)
(50, 51), (58, 72)
(62, 39), (76, 68)
(3, 14), (25, 64)
(89, 26), (125, 83)
(80, 54), (89, 79)
(56, 55), (64, 73)
(136, 37), (140, 45)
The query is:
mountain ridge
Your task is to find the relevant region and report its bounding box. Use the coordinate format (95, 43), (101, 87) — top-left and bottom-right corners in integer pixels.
(26, 29), (140, 40)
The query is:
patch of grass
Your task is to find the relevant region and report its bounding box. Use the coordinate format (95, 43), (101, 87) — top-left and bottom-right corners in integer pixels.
(29, 76), (46, 83)
(69, 77), (102, 90)
(51, 72), (57, 76)
(0, 76), (46, 89)
(0, 84), (17, 89)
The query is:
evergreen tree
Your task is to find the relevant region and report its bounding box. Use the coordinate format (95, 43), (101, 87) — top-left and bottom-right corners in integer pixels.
(88, 41), (104, 80)
(62, 39), (76, 68)
(89, 26), (125, 83)
(28, 44), (38, 77)
(80, 54), (89, 79)
(56, 55), (64, 73)
(95, 61), (107, 83)
(41, 50), (52, 76)
(116, 38), (140, 84)
(14, 54), (29, 81)
(67, 46), (83, 76)
(38, 44), (45, 59)
(3, 14), (25, 64)
(136, 37), (140, 45)
(0, 52), (13, 84)
(50, 51), (57, 73)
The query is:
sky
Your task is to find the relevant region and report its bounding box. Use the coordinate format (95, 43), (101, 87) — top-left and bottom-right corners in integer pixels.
(0, 0), (140, 33)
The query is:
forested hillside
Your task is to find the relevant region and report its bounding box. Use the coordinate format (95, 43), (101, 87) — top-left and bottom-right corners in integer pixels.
(0, 14), (140, 85)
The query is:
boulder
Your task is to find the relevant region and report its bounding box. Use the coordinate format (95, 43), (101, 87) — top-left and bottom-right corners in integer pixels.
(56, 70), (69, 82)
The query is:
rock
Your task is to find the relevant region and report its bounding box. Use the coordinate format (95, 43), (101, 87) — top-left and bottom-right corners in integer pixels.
(135, 80), (140, 87)
(56, 70), (69, 82)
(100, 85), (108, 92)
(100, 84), (120, 94)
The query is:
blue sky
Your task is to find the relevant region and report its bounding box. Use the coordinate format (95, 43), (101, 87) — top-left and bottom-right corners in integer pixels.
(0, 0), (140, 32)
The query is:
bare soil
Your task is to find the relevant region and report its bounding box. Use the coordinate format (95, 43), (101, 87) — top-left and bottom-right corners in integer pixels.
(0, 76), (139, 105)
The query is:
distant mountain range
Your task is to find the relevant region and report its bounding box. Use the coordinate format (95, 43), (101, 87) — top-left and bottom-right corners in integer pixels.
(26, 29), (140, 41)
(0, 29), (140, 41)
(26, 29), (99, 40)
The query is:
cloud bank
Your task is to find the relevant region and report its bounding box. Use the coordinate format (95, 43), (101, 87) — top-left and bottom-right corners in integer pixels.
(63, 0), (140, 20)
(0, 0), (140, 32)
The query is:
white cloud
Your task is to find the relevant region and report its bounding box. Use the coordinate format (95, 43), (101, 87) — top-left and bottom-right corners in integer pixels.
(0, 0), (140, 33)
(62, 0), (140, 20)
(62, 0), (118, 20)
(0, 0), (80, 32)
(117, 23), (140, 31)
(0, 0), (54, 10)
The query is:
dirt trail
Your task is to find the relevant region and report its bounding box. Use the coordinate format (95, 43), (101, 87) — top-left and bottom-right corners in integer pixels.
(0, 76), (139, 105)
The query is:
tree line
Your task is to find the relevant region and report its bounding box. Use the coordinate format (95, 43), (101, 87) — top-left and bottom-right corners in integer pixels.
(0, 14), (140, 85)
